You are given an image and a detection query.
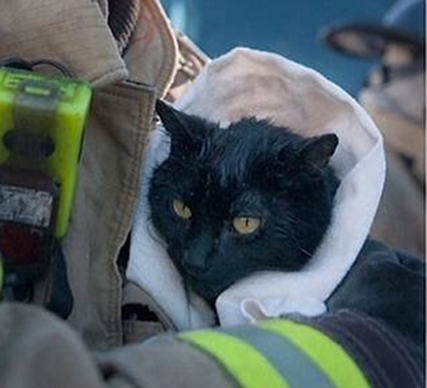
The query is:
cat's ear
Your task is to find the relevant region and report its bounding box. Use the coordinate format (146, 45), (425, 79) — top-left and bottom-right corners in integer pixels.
(155, 99), (206, 157)
(297, 134), (339, 168)
(156, 99), (196, 141)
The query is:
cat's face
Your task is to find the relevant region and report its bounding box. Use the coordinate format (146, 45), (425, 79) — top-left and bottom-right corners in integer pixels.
(149, 100), (339, 303)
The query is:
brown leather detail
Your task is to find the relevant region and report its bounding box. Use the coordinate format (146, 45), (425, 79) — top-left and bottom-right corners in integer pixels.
(167, 30), (211, 102)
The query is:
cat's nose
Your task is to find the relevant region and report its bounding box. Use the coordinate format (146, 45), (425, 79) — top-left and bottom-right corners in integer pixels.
(182, 250), (209, 274)
(183, 230), (216, 274)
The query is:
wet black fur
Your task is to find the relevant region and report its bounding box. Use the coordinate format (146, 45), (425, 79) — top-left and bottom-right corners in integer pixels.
(149, 100), (339, 303)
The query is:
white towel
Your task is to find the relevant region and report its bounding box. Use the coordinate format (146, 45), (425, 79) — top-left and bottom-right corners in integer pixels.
(127, 48), (385, 330)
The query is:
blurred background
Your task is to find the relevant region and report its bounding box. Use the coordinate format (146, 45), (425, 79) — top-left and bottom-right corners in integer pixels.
(163, 0), (400, 95)
(162, 0), (425, 257)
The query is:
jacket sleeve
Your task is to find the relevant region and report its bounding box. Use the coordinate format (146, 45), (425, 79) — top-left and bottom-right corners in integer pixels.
(327, 238), (425, 355)
(0, 303), (423, 388)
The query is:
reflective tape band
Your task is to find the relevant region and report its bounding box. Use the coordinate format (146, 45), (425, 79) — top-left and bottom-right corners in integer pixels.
(180, 330), (289, 388)
(223, 325), (335, 388)
(259, 320), (371, 388)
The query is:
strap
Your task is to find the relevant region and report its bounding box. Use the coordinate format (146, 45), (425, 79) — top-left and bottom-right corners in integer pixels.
(46, 239), (73, 319)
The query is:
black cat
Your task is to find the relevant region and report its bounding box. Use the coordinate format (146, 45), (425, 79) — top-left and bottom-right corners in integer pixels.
(149, 100), (425, 358)
(149, 100), (339, 302)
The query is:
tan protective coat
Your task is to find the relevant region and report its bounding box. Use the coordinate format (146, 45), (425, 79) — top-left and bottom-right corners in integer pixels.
(0, 0), (179, 349)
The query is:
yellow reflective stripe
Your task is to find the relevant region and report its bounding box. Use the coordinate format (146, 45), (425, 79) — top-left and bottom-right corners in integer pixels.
(259, 320), (371, 388)
(180, 330), (289, 388)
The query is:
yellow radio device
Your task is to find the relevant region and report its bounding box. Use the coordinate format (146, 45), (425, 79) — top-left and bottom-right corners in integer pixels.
(0, 64), (91, 286)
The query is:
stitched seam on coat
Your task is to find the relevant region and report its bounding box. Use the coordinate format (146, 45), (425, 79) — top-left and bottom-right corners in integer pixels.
(91, 66), (128, 87)
(101, 86), (154, 346)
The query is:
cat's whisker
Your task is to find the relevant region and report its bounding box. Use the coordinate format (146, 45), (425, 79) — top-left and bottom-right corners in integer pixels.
(297, 246), (314, 257)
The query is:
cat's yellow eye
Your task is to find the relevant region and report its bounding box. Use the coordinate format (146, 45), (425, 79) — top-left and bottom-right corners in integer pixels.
(173, 199), (192, 220)
(232, 216), (262, 235)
